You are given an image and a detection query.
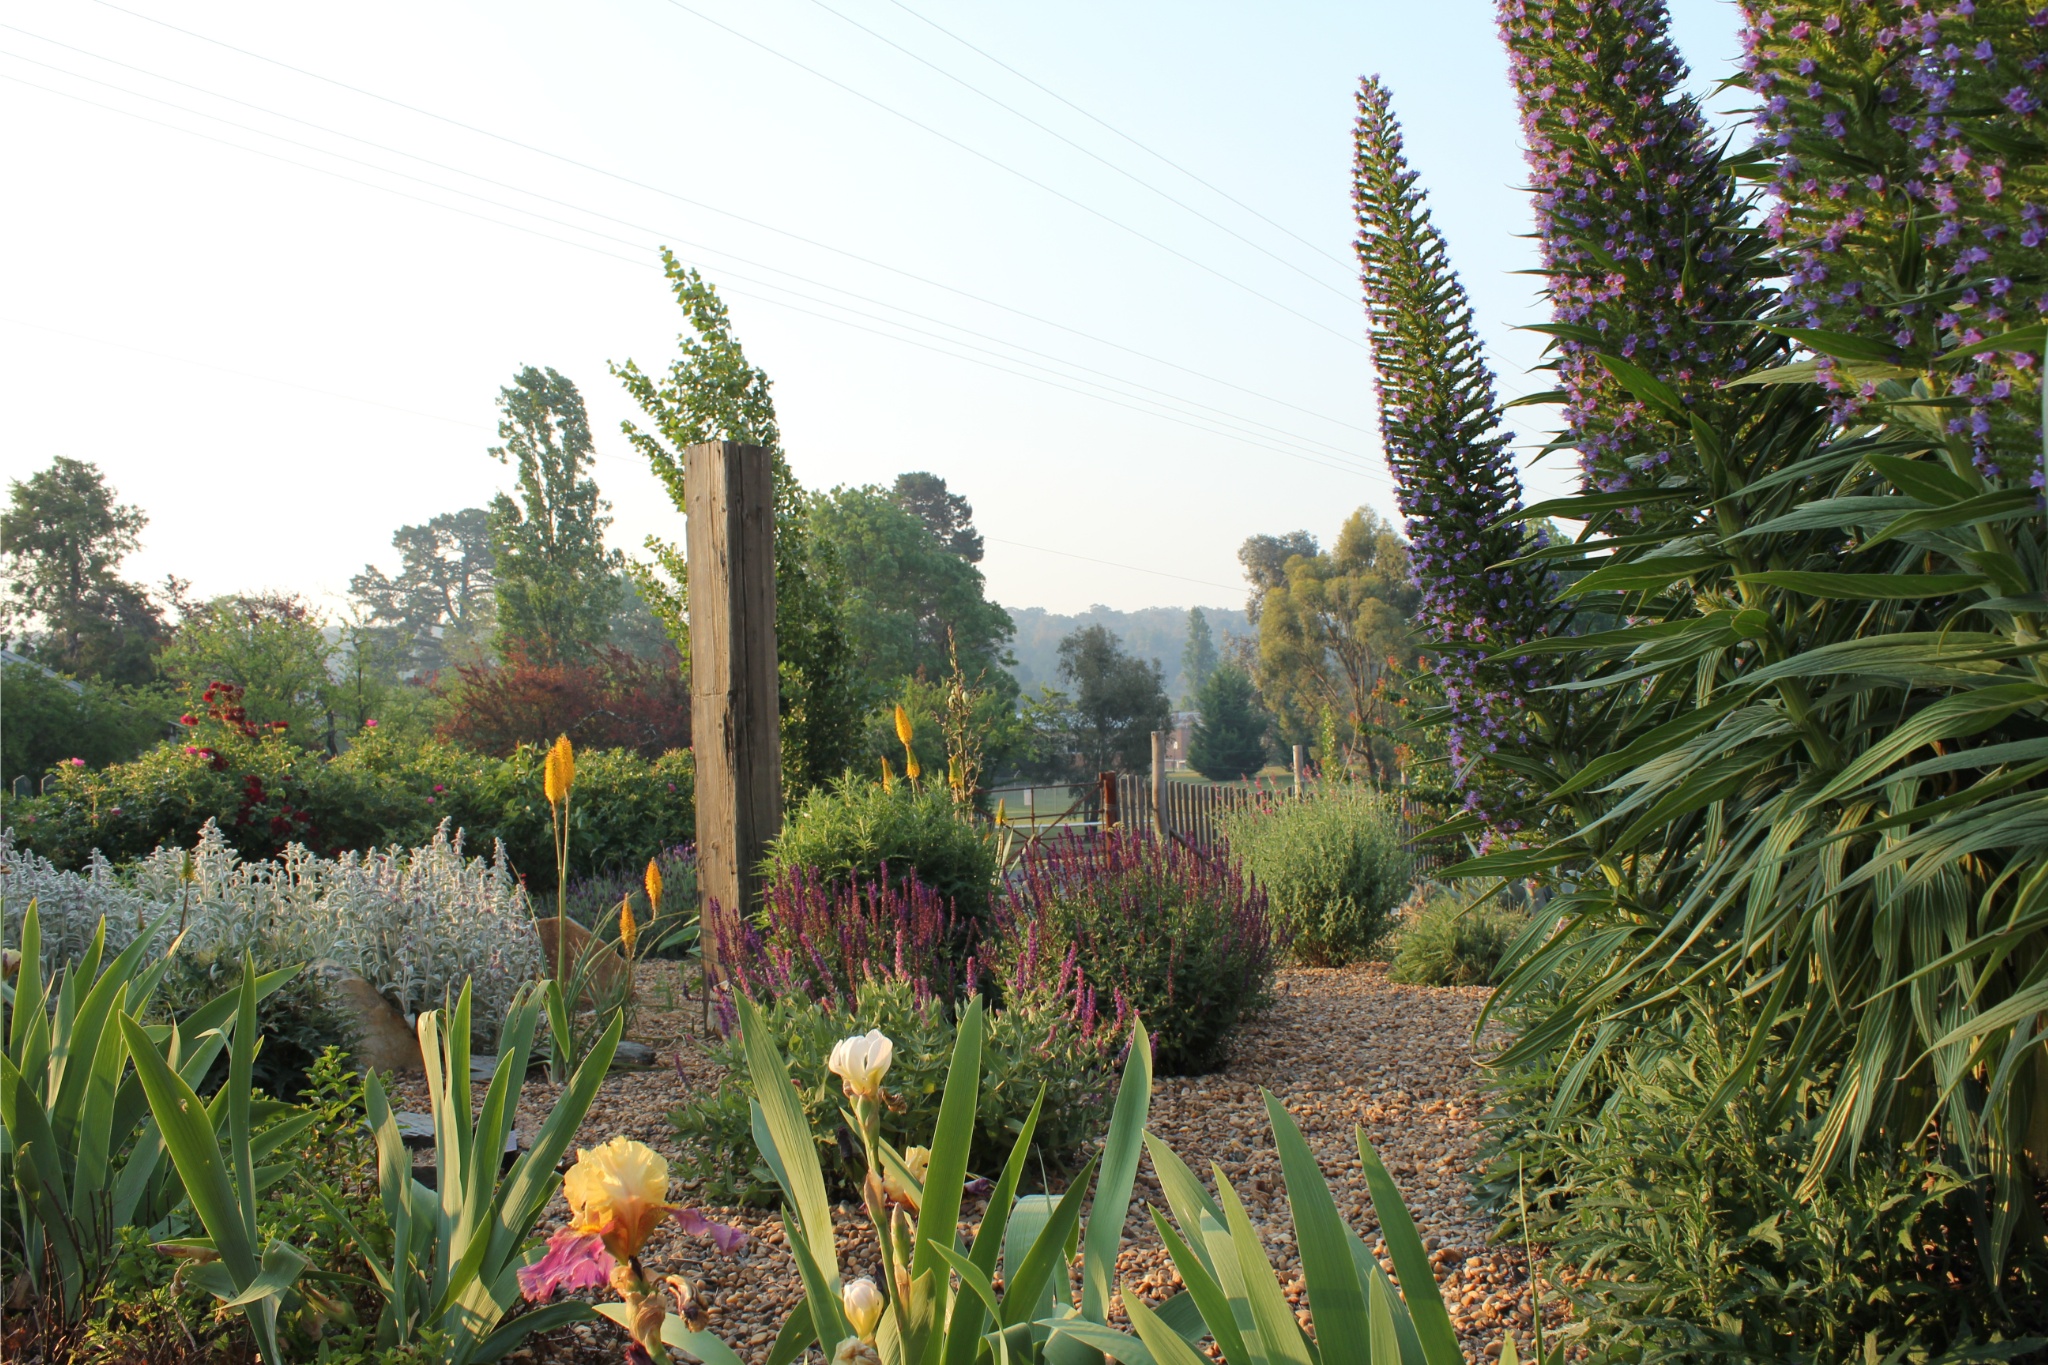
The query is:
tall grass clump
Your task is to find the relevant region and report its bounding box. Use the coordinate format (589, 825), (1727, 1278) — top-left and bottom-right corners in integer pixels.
(1217, 781), (1414, 964)
(995, 833), (1274, 1074)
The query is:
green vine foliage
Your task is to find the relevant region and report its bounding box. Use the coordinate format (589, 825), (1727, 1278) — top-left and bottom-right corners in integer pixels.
(1358, 0), (2048, 1352)
(613, 252), (865, 799)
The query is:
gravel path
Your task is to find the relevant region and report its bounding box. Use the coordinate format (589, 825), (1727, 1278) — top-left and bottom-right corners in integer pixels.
(400, 964), (1555, 1364)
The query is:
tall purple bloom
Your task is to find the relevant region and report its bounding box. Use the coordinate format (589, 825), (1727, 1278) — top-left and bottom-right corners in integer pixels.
(1740, 0), (2048, 477)
(1353, 79), (1551, 821)
(1499, 0), (1772, 494)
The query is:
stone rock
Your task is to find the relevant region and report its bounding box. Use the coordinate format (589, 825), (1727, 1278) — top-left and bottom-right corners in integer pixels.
(534, 916), (628, 1002)
(391, 1110), (520, 1187)
(334, 975), (420, 1075)
(612, 1040), (658, 1070)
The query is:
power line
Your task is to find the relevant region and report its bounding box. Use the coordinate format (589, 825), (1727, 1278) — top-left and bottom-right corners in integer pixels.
(799, 0), (1351, 299)
(79, 0), (1375, 437)
(0, 69), (1390, 486)
(0, 37), (1375, 472)
(655, 0), (1366, 349)
(881, 0), (1355, 271)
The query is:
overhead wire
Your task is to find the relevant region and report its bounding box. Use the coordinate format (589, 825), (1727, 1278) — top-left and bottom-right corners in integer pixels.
(79, 0), (1377, 437)
(654, 0), (1367, 349)
(797, 0), (1352, 299)
(880, 0), (1355, 271)
(0, 69), (1389, 486)
(0, 35), (1387, 478)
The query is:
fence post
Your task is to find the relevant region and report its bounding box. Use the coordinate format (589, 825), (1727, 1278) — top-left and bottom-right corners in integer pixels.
(1099, 770), (1119, 831)
(1291, 744), (1304, 798)
(1151, 730), (1167, 839)
(686, 440), (781, 1023)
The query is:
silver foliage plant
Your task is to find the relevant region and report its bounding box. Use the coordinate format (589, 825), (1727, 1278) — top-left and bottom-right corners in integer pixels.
(1, 819), (542, 1042)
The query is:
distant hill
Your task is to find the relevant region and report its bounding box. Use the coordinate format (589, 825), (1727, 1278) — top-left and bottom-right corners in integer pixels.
(1004, 604), (1256, 702)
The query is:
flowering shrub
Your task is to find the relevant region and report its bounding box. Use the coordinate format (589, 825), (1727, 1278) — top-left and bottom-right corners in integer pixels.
(994, 834), (1275, 1075)
(718, 863), (964, 1006)
(668, 975), (1119, 1206)
(0, 730), (694, 880)
(436, 644), (690, 758)
(1215, 782), (1414, 965)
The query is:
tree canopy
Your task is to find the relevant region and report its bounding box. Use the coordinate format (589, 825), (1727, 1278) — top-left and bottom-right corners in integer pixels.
(890, 471), (984, 562)
(1179, 606), (1218, 706)
(350, 506), (497, 674)
(487, 366), (622, 667)
(0, 456), (166, 684)
(1186, 662), (1267, 781)
(1055, 624), (1169, 776)
(808, 484), (1013, 699)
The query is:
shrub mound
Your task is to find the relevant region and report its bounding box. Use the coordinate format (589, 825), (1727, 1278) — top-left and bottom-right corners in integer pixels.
(765, 778), (996, 930)
(1387, 883), (1529, 987)
(1216, 782), (1413, 965)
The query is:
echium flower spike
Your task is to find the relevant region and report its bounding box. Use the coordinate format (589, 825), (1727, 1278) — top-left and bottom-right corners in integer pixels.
(1738, 0), (2048, 481)
(1498, 0), (1772, 493)
(1353, 77), (1551, 820)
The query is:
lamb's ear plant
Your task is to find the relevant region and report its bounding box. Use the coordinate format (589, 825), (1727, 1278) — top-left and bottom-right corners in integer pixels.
(1, 903), (293, 1326)
(116, 950), (320, 1365)
(315, 978), (623, 1363)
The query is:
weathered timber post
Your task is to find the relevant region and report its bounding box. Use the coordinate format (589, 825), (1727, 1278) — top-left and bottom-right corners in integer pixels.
(685, 441), (780, 1021)
(1291, 744), (1304, 798)
(1099, 770), (1119, 831)
(1151, 730), (1167, 840)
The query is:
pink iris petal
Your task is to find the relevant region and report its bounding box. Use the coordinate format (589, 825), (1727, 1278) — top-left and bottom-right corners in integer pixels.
(673, 1207), (749, 1256)
(517, 1229), (613, 1301)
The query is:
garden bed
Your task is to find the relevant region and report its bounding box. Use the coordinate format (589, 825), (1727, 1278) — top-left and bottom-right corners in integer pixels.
(398, 963), (1553, 1365)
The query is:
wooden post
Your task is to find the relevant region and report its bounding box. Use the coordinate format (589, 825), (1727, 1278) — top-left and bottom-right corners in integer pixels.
(1099, 770), (1119, 831)
(685, 441), (780, 1024)
(1291, 744), (1304, 799)
(1151, 730), (1167, 840)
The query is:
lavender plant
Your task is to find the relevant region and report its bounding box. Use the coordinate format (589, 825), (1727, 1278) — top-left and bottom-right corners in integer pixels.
(716, 862), (963, 1008)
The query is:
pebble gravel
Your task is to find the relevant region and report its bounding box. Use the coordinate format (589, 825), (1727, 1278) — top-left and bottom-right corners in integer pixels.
(396, 962), (1561, 1365)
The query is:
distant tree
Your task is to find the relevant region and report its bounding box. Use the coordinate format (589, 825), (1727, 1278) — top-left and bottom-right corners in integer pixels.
(0, 456), (167, 684)
(1057, 624), (1170, 775)
(809, 485), (1013, 696)
(1188, 663), (1268, 781)
(1180, 606), (1219, 705)
(1236, 530), (1319, 625)
(488, 366), (622, 667)
(615, 254), (863, 796)
(890, 471), (984, 562)
(607, 573), (676, 661)
(351, 506), (497, 673)
(160, 593), (334, 742)
(1255, 508), (1420, 779)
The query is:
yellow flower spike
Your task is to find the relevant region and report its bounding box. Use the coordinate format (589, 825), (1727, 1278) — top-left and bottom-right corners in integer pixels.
(994, 798), (1008, 826)
(880, 756), (895, 792)
(644, 858), (663, 917)
(893, 704), (914, 748)
(543, 734), (576, 805)
(563, 1136), (674, 1261)
(619, 897), (639, 960)
(905, 752), (922, 783)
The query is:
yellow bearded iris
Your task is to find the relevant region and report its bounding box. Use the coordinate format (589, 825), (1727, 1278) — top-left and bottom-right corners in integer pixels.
(563, 1136), (674, 1261)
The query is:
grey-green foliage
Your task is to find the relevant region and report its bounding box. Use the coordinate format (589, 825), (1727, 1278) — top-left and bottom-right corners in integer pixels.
(614, 254), (864, 797)
(1217, 783), (1413, 965)
(487, 365), (622, 667)
(1387, 884), (1529, 987)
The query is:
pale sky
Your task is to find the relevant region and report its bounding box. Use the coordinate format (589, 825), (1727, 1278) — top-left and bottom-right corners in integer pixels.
(3, 0), (1746, 619)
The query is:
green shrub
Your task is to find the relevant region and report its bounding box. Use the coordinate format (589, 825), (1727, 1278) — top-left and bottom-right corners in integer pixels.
(0, 730), (694, 879)
(996, 833), (1275, 1075)
(1216, 782), (1414, 964)
(1387, 883), (1529, 987)
(670, 975), (1117, 1205)
(0, 663), (172, 791)
(766, 777), (996, 928)
(1479, 990), (2048, 1361)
